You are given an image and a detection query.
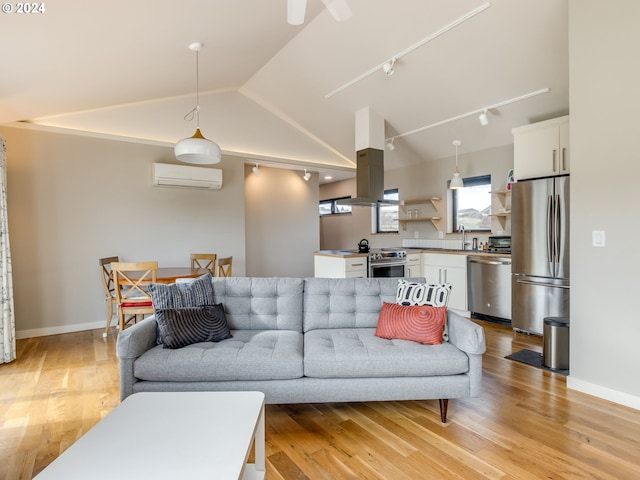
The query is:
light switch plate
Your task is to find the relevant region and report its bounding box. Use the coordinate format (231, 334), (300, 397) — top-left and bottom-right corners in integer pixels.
(592, 230), (605, 247)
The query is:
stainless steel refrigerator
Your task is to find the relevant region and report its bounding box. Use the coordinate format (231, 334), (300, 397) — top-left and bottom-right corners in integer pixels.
(511, 175), (569, 335)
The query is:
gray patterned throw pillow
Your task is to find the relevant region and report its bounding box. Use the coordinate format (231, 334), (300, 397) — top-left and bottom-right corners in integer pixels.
(148, 273), (215, 310)
(155, 304), (232, 349)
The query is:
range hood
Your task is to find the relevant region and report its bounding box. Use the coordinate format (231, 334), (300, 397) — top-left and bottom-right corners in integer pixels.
(337, 148), (398, 207)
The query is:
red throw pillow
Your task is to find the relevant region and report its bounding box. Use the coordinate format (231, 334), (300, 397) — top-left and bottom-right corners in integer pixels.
(375, 302), (447, 345)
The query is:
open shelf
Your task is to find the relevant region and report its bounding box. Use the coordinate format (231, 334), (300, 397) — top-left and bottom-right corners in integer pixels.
(399, 216), (441, 230)
(400, 197), (441, 211)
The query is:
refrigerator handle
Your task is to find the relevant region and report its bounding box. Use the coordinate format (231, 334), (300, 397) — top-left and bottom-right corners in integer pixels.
(516, 278), (570, 289)
(546, 195), (553, 267)
(553, 194), (560, 277)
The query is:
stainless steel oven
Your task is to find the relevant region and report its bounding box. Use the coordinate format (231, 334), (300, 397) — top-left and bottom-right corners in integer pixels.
(368, 248), (407, 278)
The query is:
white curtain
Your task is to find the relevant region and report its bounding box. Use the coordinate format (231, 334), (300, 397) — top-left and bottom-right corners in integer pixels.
(0, 134), (15, 364)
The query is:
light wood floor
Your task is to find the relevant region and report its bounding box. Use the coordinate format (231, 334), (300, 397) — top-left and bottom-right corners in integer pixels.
(1, 321), (639, 479)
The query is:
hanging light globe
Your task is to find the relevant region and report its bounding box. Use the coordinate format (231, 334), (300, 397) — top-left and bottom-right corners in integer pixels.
(175, 128), (221, 165)
(174, 42), (221, 165)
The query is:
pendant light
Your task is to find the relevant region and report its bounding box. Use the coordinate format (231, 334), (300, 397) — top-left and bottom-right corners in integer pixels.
(450, 140), (464, 189)
(174, 42), (221, 165)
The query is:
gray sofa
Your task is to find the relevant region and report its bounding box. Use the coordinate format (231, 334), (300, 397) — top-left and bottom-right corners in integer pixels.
(117, 277), (486, 422)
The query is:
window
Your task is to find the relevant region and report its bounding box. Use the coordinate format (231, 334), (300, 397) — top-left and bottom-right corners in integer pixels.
(451, 175), (491, 231)
(377, 188), (399, 233)
(319, 197), (352, 216)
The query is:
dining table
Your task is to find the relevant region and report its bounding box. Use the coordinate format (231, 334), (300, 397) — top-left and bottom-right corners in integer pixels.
(117, 267), (210, 285)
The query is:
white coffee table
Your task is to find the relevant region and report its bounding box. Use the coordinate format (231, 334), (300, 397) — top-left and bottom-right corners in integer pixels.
(34, 391), (265, 480)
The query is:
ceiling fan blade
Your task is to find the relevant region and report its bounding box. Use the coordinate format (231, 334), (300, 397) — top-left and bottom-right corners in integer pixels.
(287, 0), (307, 25)
(321, 0), (352, 22)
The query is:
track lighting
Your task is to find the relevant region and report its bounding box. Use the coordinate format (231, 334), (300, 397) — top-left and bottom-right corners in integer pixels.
(303, 169), (311, 181)
(479, 109), (489, 126)
(383, 88), (550, 144)
(382, 58), (395, 76)
(386, 138), (396, 151)
(252, 164), (260, 175)
(325, 2), (491, 98)
(450, 140), (463, 190)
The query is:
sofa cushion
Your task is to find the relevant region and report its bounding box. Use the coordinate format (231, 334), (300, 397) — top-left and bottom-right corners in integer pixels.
(133, 330), (304, 382)
(211, 277), (304, 332)
(375, 302), (446, 345)
(303, 278), (408, 332)
(155, 305), (232, 349)
(304, 328), (469, 378)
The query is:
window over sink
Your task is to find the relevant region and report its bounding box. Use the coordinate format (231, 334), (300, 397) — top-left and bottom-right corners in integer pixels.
(450, 175), (491, 231)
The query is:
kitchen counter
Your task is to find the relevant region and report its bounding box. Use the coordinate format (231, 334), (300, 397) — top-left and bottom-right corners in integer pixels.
(314, 250), (368, 258)
(405, 248), (510, 257)
(314, 249), (510, 258)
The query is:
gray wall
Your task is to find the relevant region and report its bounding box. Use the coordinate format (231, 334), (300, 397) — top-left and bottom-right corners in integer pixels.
(2, 125), (248, 338)
(2, 125), (321, 338)
(244, 165), (319, 277)
(568, 0), (640, 407)
(320, 144), (513, 250)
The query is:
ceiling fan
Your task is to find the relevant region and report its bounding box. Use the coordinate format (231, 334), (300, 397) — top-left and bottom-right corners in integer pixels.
(287, 0), (352, 25)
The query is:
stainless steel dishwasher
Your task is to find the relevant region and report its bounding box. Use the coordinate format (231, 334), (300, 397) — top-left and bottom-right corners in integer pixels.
(467, 256), (512, 322)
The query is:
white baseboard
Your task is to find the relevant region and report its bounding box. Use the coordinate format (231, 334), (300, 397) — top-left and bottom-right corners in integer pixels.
(16, 321), (106, 339)
(567, 376), (640, 411)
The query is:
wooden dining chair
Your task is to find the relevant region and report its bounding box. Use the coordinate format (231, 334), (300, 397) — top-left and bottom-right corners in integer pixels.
(99, 256), (119, 338)
(190, 253), (217, 275)
(111, 261), (158, 331)
(216, 256), (233, 277)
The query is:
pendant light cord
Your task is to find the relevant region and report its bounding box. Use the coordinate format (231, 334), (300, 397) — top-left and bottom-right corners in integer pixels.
(183, 45), (201, 128)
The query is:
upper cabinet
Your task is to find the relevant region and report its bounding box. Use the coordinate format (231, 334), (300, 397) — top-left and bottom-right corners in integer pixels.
(512, 115), (570, 180)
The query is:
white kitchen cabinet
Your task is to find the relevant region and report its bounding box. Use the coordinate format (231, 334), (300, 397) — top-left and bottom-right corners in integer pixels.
(422, 253), (467, 311)
(314, 254), (367, 278)
(406, 253), (422, 278)
(512, 115), (569, 180)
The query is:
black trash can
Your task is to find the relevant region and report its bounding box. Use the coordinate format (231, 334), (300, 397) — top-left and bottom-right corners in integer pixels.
(543, 317), (570, 370)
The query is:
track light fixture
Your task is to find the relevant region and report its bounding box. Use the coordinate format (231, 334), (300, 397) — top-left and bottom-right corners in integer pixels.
(450, 140), (463, 190)
(479, 109), (489, 126)
(303, 169), (311, 181)
(382, 58), (396, 76)
(386, 138), (396, 151)
(252, 163), (260, 175)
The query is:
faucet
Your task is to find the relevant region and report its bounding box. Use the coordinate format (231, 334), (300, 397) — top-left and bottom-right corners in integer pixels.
(459, 224), (468, 250)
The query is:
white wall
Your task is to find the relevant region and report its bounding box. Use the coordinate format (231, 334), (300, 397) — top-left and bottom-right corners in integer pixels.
(244, 165), (319, 277)
(319, 144), (513, 250)
(567, 0), (640, 408)
(2, 125), (246, 337)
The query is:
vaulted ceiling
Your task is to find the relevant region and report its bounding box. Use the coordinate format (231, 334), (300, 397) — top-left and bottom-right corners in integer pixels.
(1, 0), (568, 182)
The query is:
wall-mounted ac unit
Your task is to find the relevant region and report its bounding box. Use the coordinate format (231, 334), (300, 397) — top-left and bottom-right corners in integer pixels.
(152, 163), (222, 190)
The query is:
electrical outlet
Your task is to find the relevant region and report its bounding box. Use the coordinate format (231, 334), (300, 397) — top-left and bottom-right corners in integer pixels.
(414, 231), (419, 238)
(438, 231), (444, 239)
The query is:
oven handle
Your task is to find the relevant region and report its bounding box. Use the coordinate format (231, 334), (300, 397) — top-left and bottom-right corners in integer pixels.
(370, 261), (407, 268)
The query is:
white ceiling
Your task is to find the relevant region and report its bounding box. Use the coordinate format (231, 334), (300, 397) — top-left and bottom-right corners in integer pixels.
(1, 0), (568, 183)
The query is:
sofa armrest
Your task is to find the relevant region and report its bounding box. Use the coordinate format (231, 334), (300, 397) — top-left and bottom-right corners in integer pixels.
(116, 316), (158, 401)
(116, 315), (158, 359)
(446, 309), (486, 355)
